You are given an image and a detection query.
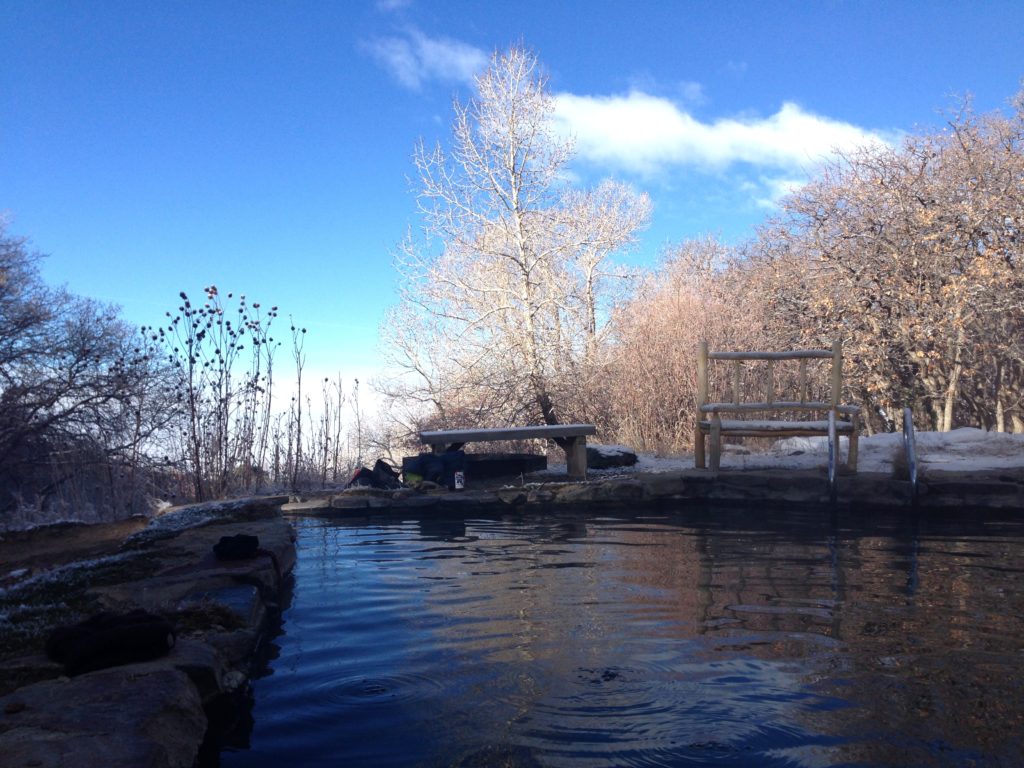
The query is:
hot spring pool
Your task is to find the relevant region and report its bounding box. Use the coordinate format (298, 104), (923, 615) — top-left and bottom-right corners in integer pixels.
(215, 505), (1024, 767)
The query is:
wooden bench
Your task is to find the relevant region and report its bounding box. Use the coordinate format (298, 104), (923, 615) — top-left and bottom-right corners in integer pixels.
(694, 341), (860, 472)
(418, 424), (597, 480)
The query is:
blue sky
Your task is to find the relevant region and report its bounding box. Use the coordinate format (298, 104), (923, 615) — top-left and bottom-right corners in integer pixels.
(3, 0), (1022, 390)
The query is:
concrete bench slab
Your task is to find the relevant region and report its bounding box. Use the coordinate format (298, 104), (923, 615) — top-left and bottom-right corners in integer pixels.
(419, 424), (597, 480)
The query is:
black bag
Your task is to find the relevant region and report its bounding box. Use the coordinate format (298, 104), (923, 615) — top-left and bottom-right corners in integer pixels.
(403, 451), (465, 488)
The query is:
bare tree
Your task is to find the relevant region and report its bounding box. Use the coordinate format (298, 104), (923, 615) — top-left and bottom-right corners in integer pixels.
(606, 236), (777, 453)
(763, 92), (1024, 431)
(0, 221), (175, 522)
(379, 46), (650, 435)
(288, 321), (306, 490)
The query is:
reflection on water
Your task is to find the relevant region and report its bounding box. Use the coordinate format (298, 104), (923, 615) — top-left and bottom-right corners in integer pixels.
(218, 506), (1024, 767)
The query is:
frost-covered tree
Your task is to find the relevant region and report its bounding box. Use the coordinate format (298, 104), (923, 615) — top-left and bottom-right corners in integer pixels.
(0, 220), (174, 522)
(380, 46), (650, 434)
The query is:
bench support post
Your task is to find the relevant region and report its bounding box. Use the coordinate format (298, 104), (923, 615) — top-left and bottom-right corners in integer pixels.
(565, 437), (588, 481)
(695, 341), (709, 469)
(709, 413), (722, 472)
(694, 428), (706, 469)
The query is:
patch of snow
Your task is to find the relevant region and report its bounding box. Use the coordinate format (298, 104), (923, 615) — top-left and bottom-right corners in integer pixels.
(533, 429), (1024, 478)
(913, 428), (1024, 471)
(712, 428), (1023, 473)
(632, 454), (690, 473)
(152, 499), (173, 515)
(0, 550), (135, 599)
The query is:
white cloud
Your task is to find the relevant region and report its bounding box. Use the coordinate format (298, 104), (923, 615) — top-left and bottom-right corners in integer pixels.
(553, 90), (893, 176)
(364, 29), (488, 90)
(376, 0), (412, 11)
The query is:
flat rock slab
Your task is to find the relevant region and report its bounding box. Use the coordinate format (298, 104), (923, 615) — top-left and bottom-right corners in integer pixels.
(0, 509), (299, 768)
(0, 666), (206, 768)
(95, 518), (297, 613)
(138, 518), (297, 580)
(179, 584), (264, 630)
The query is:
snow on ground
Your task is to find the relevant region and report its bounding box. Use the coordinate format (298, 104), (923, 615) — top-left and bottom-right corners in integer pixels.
(732, 428), (1024, 473)
(543, 428), (1024, 477)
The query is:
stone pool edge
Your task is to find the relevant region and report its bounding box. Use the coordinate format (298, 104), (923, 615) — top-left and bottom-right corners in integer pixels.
(0, 497), (296, 768)
(284, 467), (1024, 516)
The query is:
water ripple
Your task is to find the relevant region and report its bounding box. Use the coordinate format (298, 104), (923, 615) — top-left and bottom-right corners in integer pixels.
(217, 509), (1024, 768)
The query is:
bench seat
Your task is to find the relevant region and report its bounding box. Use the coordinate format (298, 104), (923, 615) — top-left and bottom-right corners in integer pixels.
(701, 402), (860, 414)
(698, 419), (857, 434)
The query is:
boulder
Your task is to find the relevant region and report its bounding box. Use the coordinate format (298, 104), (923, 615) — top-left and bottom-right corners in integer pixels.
(0, 666), (206, 768)
(586, 444), (638, 469)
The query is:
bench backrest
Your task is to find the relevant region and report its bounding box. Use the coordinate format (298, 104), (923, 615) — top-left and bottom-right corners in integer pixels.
(697, 340), (844, 411)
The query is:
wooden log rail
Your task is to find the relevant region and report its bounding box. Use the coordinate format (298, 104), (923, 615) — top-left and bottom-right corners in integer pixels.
(694, 341), (860, 472)
(419, 424), (597, 480)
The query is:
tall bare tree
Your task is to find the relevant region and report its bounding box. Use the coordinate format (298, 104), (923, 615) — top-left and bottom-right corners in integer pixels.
(380, 46), (650, 435)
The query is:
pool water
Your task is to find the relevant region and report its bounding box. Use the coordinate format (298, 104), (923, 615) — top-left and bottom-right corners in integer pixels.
(217, 506), (1024, 767)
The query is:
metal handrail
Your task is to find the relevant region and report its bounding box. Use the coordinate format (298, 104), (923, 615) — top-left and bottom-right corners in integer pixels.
(903, 407), (918, 498)
(827, 409), (838, 502)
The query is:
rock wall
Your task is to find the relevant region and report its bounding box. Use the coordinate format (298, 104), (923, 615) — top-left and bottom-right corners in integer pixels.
(0, 498), (295, 768)
(285, 467), (1024, 516)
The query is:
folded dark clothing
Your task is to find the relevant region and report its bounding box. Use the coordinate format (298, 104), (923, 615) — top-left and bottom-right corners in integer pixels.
(346, 459), (403, 489)
(46, 610), (176, 676)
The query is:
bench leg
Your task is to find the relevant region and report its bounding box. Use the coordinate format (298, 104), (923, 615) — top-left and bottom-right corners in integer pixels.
(694, 426), (705, 469)
(847, 431), (859, 471)
(709, 414), (722, 472)
(565, 437), (587, 481)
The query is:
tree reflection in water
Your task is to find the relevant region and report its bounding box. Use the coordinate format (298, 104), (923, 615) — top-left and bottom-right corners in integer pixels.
(218, 506), (1024, 768)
